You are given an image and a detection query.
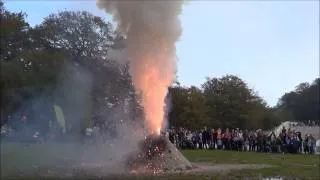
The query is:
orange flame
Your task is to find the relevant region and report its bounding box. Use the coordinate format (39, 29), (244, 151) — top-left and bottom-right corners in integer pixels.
(129, 39), (175, 135)
(96, 0), (182, 137)
(135, 57), (173, 135)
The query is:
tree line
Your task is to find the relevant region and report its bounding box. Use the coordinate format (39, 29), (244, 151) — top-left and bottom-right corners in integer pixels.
(169, 76), (319, 130)
(0, 2), (318, 135)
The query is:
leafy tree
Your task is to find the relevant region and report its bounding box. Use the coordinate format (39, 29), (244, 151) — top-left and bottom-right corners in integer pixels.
(202, 75), (257, 129)
(168, 75), (285, 130)
(168, 85), (208, 130)
(0, 3), (50, 125)
(35, 11), (114, 59)
(168, 85), (188, 128)
(0, 1), (30, 62)
(277, 78), (319, 124)
(31, 10), (140, 133)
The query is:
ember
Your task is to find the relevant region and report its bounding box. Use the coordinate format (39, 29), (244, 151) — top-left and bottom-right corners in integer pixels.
(126, 135), (192, 174)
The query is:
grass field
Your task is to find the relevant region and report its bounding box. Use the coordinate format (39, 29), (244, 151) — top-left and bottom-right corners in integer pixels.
(1, 143), (319, 180)
(182, 150), (319, 180)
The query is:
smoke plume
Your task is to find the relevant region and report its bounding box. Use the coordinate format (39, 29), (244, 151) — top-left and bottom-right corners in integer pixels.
(97, 1), (183, 134)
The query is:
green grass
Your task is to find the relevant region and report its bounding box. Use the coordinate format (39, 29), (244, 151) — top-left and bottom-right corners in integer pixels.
(182, 150), (319, 179)
(1, 143), (319, 179)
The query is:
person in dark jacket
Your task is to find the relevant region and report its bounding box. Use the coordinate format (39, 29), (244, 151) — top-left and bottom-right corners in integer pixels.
(223, 128), (231, 150)
(297, 132), (303, 153)
(202, 128), (207, 149)
(169, 130), (175, 144)
(191, 132), (197, 149)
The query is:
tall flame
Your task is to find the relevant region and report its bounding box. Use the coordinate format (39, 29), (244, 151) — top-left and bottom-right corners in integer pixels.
(97, 1), (183, 134)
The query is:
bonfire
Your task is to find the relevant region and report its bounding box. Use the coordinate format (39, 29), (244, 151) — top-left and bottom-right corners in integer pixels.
(126, 132), (192, 174)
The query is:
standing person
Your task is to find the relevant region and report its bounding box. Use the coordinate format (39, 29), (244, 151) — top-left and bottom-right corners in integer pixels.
(276, 134), (282, 153)
(308, 135), (315, 154)
(265, 133), (272, 153)
(202, 127), (209, 149)
(243, 130), (249, 151)
(285, 132), (291, 153)
(206, 128), (212, 149)
(249, 131), (255, 152)
(270, 131), (277, 153)
(191, 132), (197, 149)
(257, 130), (264, 152)
(169, 129), (175, 144)
(211, 128), (217, 149)
(178, 128), (184, 149)
(217, 128), (223, 149)
(224, 128), (231, 150)
(282, 126), (287, 135)
(296, 131), (303, 153)
(303, 134), (309, 154)
(232, 129), (239, 151)
(280, 131), (287, 153)
(230, 129), (235, 150)
(238, 129), (244, 151)
(195, 132), (200, 149)
(175, 130), (179, 148)
(199, 131), (203, 149)
(186, 131), (193, 149)
(292, 133), (300, 154)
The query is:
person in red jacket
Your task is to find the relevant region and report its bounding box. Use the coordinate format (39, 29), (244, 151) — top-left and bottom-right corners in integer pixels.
(211, 128), (217, 149)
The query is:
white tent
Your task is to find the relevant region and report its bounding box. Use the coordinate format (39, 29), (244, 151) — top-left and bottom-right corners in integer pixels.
(273, 121), (298, 137)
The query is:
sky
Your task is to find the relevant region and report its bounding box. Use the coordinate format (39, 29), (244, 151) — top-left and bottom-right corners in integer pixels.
(4, 0), (319, 106)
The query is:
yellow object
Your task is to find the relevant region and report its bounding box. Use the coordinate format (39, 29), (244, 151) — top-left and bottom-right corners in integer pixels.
(53, 104), (66, 132)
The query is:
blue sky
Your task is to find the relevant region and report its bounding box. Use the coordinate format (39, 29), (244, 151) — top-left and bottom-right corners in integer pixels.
(4, 0), (319, 106)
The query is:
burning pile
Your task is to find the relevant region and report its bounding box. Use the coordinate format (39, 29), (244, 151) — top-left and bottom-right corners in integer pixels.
(126, 134), (192, 174)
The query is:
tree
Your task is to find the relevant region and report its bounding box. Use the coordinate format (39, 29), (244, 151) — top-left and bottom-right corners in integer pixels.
(0, 1), (30, 62)
(31, 10), (140, 133)
(0, 3), (64, 126)
(35, 11), (115, 59)
(168, 85), (208, 130)
(202, 75), (254, 129)
(168, 74), (284, 130)
(277, 78), (319, 124)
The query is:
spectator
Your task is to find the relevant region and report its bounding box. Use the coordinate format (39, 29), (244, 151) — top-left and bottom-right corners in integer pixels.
(217, 128), (223, 149)
(223, 128), (231, 150)
(243, 130), (249, 151)
(198, 131), (203, 149)
(269, 131), (277, 153)
(202, 127), (210, 149)
(169, 129), (175, 144)
(211, 128), (217, 149)
(281, 126), (286, 135)
(257, 130), (264, 152)
(303, 134), (309, 154)
(308, 135), (316, 154)
(249, 131), (256, 151)
(237, 129), (243, 151)
(163, 126), (317, 155)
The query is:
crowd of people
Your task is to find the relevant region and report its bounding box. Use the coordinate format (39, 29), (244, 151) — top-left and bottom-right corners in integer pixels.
(2, 118), (319, 155)
(166, 126), (318, 154)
